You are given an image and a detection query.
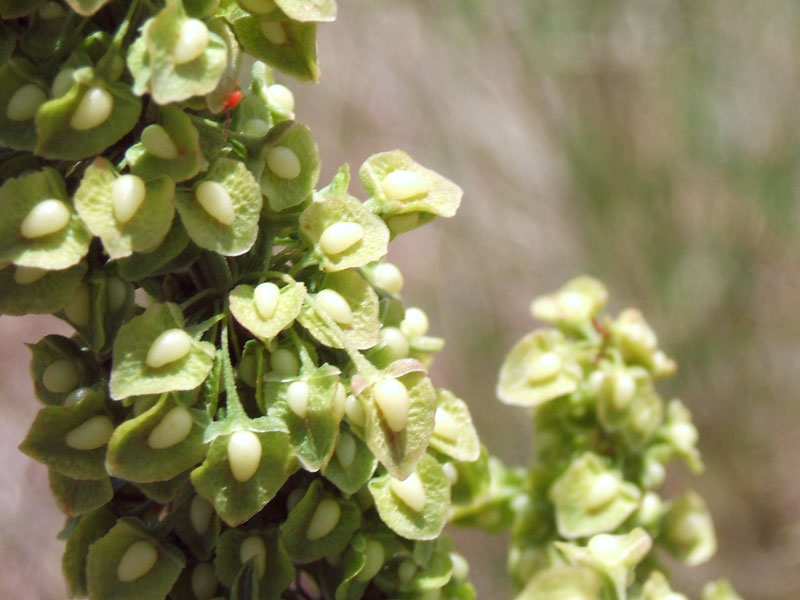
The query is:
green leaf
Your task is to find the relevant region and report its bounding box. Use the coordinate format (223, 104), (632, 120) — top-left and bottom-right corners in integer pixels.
(116, 219), (193, 281)
(175, 157), (263, 256)
(0, 0), (45, 18)
(190, 430), (295, 526)
(322, 428), (378, 495)
(110, 303), (215, 400)
(0, 168), (91, 270)
(214, 528), (295, 597)
(428, 388), (480, 463)
(65, 0), (112, 15)
(0, 59), (43, 151)
(448, 445), (490, 505)
(27, 335), (94, 406)
(299, 192), (390, 272)
(276, 0), (336, 22)
(229, 280), (306, 341)
(0, 262), (86, 316)
(298, 269), (380, 350)
(136, 471), (191, 503)
(368, 453), (450, 541)
(87, 518), (185, 600)
(19, 388), (112, 479)
(106, 394), (209, 483)
(48, 469), (113, 517)
(281, 479), (361, 563)
(62, 507), (117, 598)
(259, 121), (321, 211)
(513, 565), (604, 600)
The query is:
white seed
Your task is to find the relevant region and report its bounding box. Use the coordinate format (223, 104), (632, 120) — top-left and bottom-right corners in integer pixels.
(70, 87), (113, 131)
(389, 472), (426, 512)
(240, 0), (277, 14)
(319, 221), (364, 255)
(196, 180), (235, 226)
(7, 84), (47, 121)
(332, 382), (346, 419)
(644, 460), (666, 488)
(373, 262), (403, 295)
(335, 432), (356, 468)
(442, 462), (458, 485)
(51, 68), (75, 98)
(670, 422), (698, 450)
(356, 539), (385, 582)
(13, 266), (47, 285)
(587, 534), (620, 562)
(381, 169), (428, 201)
(63, 387), (92, 407)
(638, 492), (662, 525)
(228, 430), (262, 482)
(141, 124), (179, 159)
(373, 378), (409, 432)
(190, 495), (214, 535)
(259, 21), (287, 44)
(270, 349), (299, 376)
(147, 405), (194, 449)
(174, 19), (209, 65)
(433, 408), (459, 441)
(238, 354), (257, 387)
(450, 552), (469, 580)
(306, 499), (341, 540)
(241, 118), (270, 138)
(587, 473), (619, 512)
(64, 282), (90, 326)
(344, 395), (365, 427)
(253, 282), (280, 320)
(380, 327), (409, 359)
(112, 174), (146, 224)
(266, 146), (301, 179)
(267, 84), (294, 112)
(316, 289), (353, 326)
(65, 415), (114, 450)
(20, 199), (70, 239)
(107, 277), (128, 311)
(286, 380), (310, 418)
(397, 559), (416, 583)
(117, 540), (158, 582)
(612, 374), (636, 410)
(526, 352), (562, 384)
(239, 535), (266, 578)
(400, 307), (428, 338)
(43, 358), (80, 394)
(146, 329), (192, 368)
(39, 1), (66, 19)
(191, 563), (218, 600)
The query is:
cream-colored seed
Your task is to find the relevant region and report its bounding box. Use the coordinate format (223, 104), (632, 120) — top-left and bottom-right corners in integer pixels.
(43, 358), (80, 394)
(335, 432), (356, 468)
(450, 552), (469, 580)
(70, 87), (113, 131)
(397, 559), (416, 583)
(51, 68), (75, 98)
(270, 349), (299, 376)
(380, 327), (409, 359)
(240, 0), (277, 13)
(400, 307), (428, 338)
(112, 174), (146, 224)
(13, 266), (47, 285)
(228, 430), (262, 482)
(344, 395), (365, 427)
(20, 199), (70, 239)
(670, 422), (698, 450)
(356, 539), (385, 582)
(389, 472), (426, 512)
(141, 124), (179, 159)
(587, 534), (620, 562)
(146, 329), (192, 368)
(373, 377), (409, 432)
(670, 513), (705, 545)
(259, 21), (287, 44)
(267, 84), (294, 112)
(433, 408), (459, 441)
(316, 289), (353, 326)
(39, 1), (65, 19)
(381, 169), (428, 201)
(526, 352), (562, 384)
(332, 382), (347, 419)
(306, 499), (341, 540)
(7, 84), (47, 121)
(241, 118), (270, 138)
(174, 19), (209, 65)
(107, 277), (128, 311)
(196, 180), (235, 226)
(147, 405), (193, 449)
(319, 221), (364, 255)
(253, 282), (280, 320)
(64, 282), (90, 326)
(63, 387), (92, 407)
(239, 535), (267, 578)
(442, 462), (458, 485)
(373, 262), (404, 295)
(266, 146), (301, 179)
(238, 354), (257, 387)
(117, 540), (158, 582)
(286, 380), (310, 418)
(587, 473), (619, 512)
(612, 374), (636, 410)
(190, 563), (217, 600)
(65, 415), (114, 450)
(190, 495), (214, 534)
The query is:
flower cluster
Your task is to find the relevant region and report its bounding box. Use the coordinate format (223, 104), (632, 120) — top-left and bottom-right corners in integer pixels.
(2, 1), (481, 598)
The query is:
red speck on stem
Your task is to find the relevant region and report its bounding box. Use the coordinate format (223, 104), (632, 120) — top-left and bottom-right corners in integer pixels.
(224, 90), (243, 111)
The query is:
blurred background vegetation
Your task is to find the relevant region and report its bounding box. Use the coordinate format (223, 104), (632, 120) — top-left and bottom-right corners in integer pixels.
(2, 0), (799, 597)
